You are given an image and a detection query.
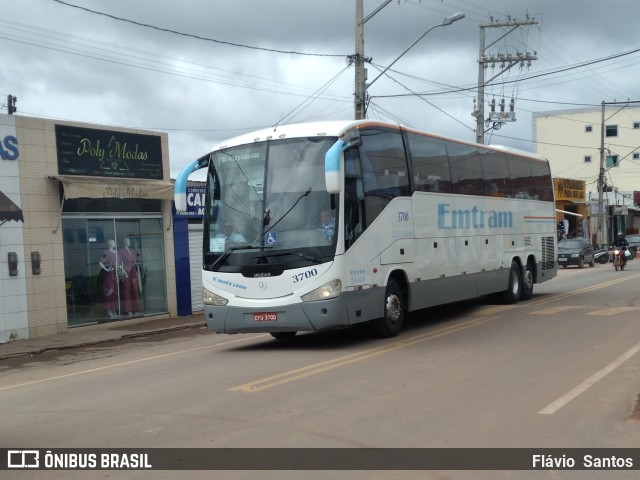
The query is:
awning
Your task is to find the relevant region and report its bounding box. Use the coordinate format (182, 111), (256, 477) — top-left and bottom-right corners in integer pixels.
(556, 209), (583, 217)
(0, 190), (24, 225)
(50, 175), (174, 200)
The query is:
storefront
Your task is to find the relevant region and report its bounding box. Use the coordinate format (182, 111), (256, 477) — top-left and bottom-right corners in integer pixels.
(554, 177), (587, 240)
(1, 114), (178, 342)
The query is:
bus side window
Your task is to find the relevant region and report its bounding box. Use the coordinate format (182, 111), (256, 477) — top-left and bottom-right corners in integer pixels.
(344, 149), (364, 249)
(406, 132), (450, 193)
(482, 150), (512, 197)
(509, 156), (533, 199)
(359, 128), (409, 227)
(531, 161), (553, 201)
(447, 142), (483, 196)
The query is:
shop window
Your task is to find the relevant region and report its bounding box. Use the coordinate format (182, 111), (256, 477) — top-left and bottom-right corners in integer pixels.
(62, 216), (167, 326)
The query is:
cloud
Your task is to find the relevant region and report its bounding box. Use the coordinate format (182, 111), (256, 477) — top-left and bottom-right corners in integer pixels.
(2, 0), (640, 177)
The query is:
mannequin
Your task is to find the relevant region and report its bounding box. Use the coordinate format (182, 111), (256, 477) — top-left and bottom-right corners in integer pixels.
(99, 239), (119, 319)
(118, 237), (140, 315)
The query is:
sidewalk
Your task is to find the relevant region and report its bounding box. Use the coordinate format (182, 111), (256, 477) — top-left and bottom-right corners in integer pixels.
(0, 314), (206, 360)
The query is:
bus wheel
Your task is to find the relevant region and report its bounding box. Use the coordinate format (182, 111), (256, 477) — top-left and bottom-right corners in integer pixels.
(270, 332), (297, 340)
(371, 279), (405, 338)
(501, 261), (522, 304)
(520, 262), (534, 301)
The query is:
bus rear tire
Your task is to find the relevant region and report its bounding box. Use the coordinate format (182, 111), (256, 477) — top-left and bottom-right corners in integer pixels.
(520, 261), (534, 301)
(270, 332), (297, 340)
(370, 279), (405, 338)
(500, 261), (522, 304)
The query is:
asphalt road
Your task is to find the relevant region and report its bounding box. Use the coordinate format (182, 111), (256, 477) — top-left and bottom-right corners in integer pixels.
(2, 261), (640, 480)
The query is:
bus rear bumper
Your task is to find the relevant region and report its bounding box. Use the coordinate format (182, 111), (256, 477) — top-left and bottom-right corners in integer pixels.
(204, 295), (351, 334)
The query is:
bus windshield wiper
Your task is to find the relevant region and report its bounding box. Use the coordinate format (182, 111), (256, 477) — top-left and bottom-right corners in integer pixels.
(263, 187), (312, 236)
(211, 245), (257, 269)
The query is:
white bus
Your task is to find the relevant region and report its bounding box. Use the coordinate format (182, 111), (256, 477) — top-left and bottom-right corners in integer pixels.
(175, 120), (557, 339)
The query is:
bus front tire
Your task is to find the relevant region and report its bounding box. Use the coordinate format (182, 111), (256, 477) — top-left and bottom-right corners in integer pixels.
(370, 279), (405, 338)
(501, 261), (522, 304)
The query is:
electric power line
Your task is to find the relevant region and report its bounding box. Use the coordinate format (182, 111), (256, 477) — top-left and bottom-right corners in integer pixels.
(51, 0), (347, 58)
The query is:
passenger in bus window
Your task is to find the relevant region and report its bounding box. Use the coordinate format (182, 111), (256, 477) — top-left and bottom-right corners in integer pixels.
(318, 209), (335, 242)
(216, 222), (247, 243)
(487, 182), (505, 197)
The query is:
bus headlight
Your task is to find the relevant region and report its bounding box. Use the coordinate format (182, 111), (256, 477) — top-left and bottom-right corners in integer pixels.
(203, 287), (229, 306)
(301, 279), (342, 302)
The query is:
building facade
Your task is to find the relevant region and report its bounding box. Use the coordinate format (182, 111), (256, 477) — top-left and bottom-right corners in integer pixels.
(534, 106), (640, 243)
(0, 114), (178, 343)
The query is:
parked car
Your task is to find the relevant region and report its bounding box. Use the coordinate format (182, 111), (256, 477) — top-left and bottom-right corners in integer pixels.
(557, 238), (595, 268)
(626, 234), (640, 258)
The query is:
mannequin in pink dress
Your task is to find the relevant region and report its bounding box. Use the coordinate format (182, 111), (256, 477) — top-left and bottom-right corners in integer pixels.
(118, 237), (140, 315)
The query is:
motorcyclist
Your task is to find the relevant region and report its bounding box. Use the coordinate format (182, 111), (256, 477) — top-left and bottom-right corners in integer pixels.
(612, 232), (630, 266)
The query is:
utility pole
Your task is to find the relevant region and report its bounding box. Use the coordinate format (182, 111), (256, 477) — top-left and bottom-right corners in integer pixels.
(473, 17), (537, 144)
(354, 0), (463, 120)
(354, 0), (394, 119)
(597, 101), (606, 248)
(354, 0), (367, 120)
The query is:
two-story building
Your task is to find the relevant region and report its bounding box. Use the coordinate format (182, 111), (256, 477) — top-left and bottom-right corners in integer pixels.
(533, 106), (640, 244)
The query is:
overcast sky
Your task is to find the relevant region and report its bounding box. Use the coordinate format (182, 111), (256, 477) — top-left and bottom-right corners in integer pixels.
(2, 0), (639, 178)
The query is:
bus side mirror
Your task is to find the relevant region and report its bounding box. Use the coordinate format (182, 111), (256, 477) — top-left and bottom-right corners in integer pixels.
(325, 139), (344, 194)
(325, 129), (361, 194)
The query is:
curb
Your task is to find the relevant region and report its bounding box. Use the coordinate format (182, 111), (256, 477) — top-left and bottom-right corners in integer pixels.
(0, 321), (207, 361)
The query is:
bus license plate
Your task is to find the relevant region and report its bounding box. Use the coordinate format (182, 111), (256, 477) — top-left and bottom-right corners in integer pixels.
(254, 312), (277, 322)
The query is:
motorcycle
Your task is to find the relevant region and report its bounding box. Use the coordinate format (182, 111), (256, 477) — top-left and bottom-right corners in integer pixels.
(593, 249), (610, 264)
(613, 247), (629, 271)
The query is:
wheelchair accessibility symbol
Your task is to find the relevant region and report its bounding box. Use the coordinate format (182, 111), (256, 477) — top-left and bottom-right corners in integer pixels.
(265, 231), (277, 246)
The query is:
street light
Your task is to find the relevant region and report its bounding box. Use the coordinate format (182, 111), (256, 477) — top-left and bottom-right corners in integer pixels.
(365, 12), (466, 92)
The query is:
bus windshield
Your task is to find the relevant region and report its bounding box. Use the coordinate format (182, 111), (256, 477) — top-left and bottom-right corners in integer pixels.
(204, 136), (338, 273)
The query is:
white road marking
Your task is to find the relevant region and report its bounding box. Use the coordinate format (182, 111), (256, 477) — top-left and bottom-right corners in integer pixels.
(538, 341), (640, 415)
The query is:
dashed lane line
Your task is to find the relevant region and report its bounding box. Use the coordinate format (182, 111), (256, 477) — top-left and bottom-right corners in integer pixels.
(528, 306), (587, 315)
(586, 306), (640, 316)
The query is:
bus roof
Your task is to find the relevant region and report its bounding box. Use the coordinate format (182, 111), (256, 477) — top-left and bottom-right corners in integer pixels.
(209, 120), (546, 163)
(211, 120), (371, 152)
(486, 144), (548, 162)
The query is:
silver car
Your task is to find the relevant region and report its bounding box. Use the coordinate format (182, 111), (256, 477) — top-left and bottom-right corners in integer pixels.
(626, 234), (640, 258)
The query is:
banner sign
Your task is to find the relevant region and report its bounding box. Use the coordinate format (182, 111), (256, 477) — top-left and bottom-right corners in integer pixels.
(55, 125), (163, 179)
(554, 178), (585, 202)
(174, 185), (205, 217)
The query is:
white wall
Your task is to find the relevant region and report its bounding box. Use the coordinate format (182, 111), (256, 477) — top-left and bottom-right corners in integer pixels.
(0, 114), (28, 343)
(534, 106), (640, 198)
